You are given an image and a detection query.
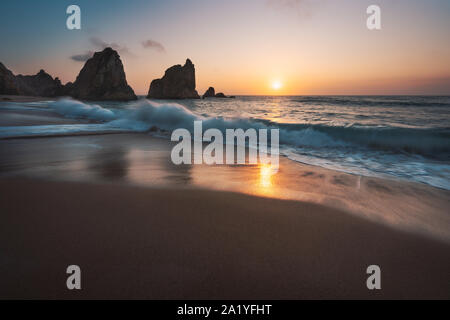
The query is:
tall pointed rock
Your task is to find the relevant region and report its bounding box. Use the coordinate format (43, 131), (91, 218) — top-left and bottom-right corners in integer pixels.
(147, 59), (200, 99)
(69, 47), (136, 101)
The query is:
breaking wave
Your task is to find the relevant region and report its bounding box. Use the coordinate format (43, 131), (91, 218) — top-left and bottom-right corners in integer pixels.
(44, 99), (450, 158)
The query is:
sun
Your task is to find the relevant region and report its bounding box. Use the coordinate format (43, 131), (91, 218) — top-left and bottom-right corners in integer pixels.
(271, 80), (283, 90)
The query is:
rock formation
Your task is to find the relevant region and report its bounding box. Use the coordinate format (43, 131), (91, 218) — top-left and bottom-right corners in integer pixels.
(0, 62), (20, 95)
(215, 92), (227, 98)
(68, 47), (136, 101)
(15, 69), (65, 97)
(202, 87), (215, 98)
(1, 48), (136, 101)
(147, 59), (200, 99)
(202, 86), (234, 99)
(0, 63), (65, 97)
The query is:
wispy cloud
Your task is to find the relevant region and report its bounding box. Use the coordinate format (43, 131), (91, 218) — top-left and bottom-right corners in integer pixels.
(141, 39), (166, 53)
(70, 51), (94, 62)
(70, 37), (135, 62)
(89, 37), (133, 56)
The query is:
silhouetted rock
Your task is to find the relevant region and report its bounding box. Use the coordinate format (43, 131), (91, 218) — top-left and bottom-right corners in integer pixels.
(215, 93), (235, 98)
(0, 63), (64, 97)
(214, 92), (235, 98)
(147, 59), (200, 99)
(202, 85), (235, 99)
(68, 47), (136, 101)
(0, 62), (20, 95)
(202, 87), (215, 99)
(15, 69), (65, 97)
(64, 82), (74, 95)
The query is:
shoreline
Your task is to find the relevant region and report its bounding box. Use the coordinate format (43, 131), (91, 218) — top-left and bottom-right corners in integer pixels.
(1, 131), (449, 244)
(1, 99), (449, 243)
(0, 94), (447, 189)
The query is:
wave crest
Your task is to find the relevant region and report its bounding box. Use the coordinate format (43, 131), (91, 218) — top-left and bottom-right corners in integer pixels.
(48, 98), (450, 157)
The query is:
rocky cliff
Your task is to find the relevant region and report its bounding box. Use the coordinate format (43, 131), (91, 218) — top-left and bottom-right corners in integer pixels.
(0, 65), (64, 97)
(68, 47), (136, 101)
(147, 59), (200, 99)
(0, 62), (20, 95)
(15, 70), (65, 97)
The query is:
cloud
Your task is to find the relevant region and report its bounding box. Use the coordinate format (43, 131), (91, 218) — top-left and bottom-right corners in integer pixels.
(89, 37), (133, 56)
(141, 39), (166, 52)
(69, 36), (137, 62)
(69, 37), (135, 62)
(70, 51), (94, 62)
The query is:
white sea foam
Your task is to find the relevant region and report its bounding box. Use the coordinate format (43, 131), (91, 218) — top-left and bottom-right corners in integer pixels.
(49, 99), (116, 121)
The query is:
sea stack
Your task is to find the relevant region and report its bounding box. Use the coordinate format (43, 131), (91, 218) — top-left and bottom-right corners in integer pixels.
(68, 47), (137, 101)
(215, 92), (226, 98)
(202, 86), (234, 99)
(202, 87), (215, 99)
(147, 59), (200, 99)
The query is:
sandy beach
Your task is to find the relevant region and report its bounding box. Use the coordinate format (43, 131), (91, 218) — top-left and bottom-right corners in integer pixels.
(0, 98), (449, 299)
(1, 178), (450, 299)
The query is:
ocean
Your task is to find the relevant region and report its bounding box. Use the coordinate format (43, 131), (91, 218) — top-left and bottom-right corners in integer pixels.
(1, 95), (449, 190)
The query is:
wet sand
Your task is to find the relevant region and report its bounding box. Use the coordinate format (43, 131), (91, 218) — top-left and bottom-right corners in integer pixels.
(1, 133), (449, 243)
(0, 178), (449, 299)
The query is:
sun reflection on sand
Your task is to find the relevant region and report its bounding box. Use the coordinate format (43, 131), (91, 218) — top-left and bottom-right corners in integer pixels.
(257, 163), (280, 197)
(259, 163), (274, 188)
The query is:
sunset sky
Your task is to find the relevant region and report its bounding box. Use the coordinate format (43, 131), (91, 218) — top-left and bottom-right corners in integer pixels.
(1, 0), (449, 95)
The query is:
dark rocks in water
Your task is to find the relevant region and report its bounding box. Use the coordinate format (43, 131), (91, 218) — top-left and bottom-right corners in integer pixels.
(202, 87), (215, 99)
(147, 59), (200, 99)
(202, 86), (234, 99)
(215, 92), (235, 98)
(205, 88), (235, 98)
(215, 92), (227, 98)
(68, 47), (137, 101)
(15, 69), (65, 97)
(0, 62), (20, 95)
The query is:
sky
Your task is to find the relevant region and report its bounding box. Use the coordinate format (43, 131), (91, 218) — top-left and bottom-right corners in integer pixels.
(1, 0), (449, 95)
